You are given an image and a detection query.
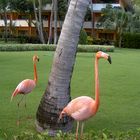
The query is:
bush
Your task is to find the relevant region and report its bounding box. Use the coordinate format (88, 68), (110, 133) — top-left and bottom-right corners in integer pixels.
(87, 36), (94, 45)
(0, 44), (115, 52)
(79, 29), (88, 44)
(17, 36), (41, 44)
(93, 38), (114, 45)
(78, 45), (114, 52)
(120, 33), (140, 48)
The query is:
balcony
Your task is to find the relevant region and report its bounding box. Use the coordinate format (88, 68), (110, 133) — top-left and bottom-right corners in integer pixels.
(90, 3), (120, 12)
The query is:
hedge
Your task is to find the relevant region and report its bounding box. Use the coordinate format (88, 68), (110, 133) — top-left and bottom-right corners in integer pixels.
(121, 33), (140, 49)
(0, 44), (114, 52)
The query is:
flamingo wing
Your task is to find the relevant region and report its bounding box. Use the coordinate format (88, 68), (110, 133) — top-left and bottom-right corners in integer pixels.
(16, 79), (36, 94)
(11, 79), (36, 101)
(64, 96), (95, 121)
(71, 106), (89, 121)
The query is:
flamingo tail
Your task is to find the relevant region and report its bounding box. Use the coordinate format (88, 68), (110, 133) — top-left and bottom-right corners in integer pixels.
(11, 89), (19, 102)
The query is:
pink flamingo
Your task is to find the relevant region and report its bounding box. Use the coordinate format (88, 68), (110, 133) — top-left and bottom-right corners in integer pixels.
(59, 51), (111, 140)
(11, 55), (39, 124)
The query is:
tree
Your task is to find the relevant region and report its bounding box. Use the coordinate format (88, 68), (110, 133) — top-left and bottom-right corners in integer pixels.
(0, 0), (9, 42)
(97, 5), (129, 47)
(32, 0), (45, 44)
(53, 0), (57, 44)
(10, 0), (34, 37)
(10, 0), (48, 43)
(47, 0), (54, 44)
(35, 0), (90, 135)
(97, 4), (140, 47)
(47, 0), (69, 44)
(124, 7), (140, 33)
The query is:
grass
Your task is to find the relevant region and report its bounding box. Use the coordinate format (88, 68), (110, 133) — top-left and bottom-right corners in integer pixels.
(0, 48), (140, 139)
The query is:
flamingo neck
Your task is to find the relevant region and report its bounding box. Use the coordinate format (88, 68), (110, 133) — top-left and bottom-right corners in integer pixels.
(94, 57), (99, 112)
(34, 62), (37, 84)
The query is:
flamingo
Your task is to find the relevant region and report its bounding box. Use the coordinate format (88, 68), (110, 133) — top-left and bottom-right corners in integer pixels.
(59, 51), (111, 140)
(11, 55), (39, 124)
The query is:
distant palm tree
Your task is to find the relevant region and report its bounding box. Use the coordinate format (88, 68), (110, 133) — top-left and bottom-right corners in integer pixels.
(35, 0), (90, 135)
(47, 0), (54, 44)
(53, 0), (57, 44)
(33, 0), (45, 44)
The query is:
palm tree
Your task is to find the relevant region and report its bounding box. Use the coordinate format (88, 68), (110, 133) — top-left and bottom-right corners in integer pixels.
(53, 0), (57, 44)
(47, 0), (54, 44)
(10, 0), (34, 37)
(32, 0), (45, 44)
(35, 0), (90, 135)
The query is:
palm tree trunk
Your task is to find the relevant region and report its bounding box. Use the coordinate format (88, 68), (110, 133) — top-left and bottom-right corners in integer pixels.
(33, 0), (45, 44)
(35, 0), (90, 136)
(38, 0), (45, 44)
(53, 0), (57, 44)
(3, 8), (8, 43)
(48, 0), (54, 44)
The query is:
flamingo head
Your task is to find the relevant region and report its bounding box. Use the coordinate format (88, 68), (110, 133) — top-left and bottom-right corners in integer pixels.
(33, 55), (39, 63)
(96, 51), (111, 64)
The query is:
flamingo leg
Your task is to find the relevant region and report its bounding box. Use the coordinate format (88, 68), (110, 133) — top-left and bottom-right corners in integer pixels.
(24, 95), (27, 109)
(80, 122), (84, 139)
(17, 95), (25, 125)
(17, 94), (25, 107)
(76, 121), (80, 140)
(24, 96), (31, 119)
(24, 95), (28, 118)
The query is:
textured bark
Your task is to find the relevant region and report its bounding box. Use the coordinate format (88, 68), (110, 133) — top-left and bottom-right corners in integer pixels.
(3, 8), (8, 43)
(38, 0), (45, 44)
(53, 0), (58, 44)
(33, 0), (45, 44)
(36, 0), (90, 136)
(47, 0), (54, 44)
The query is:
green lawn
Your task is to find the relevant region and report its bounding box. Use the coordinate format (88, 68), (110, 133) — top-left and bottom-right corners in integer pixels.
(0, 48), (140, 138)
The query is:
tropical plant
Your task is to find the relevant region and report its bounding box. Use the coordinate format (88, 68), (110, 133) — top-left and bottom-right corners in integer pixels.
(97, 5), (129, 47)
(79, 29), (88, 44)
(97, 4), (140, 47)
(10, 0), (33, 13)
(10, 0), (34, 37)
(35, 0), (91, 135)
(125, 6), (140, 33)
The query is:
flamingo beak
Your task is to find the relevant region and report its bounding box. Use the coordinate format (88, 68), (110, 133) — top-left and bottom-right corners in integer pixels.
(108, 56), (111, 64)
(37, 58), (39, 62)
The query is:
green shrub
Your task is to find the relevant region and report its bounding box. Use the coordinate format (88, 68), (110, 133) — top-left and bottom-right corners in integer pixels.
(79, 29), (88, 45)
(87, 36), (93, 45)
(77, 45), (114, 52)
(0, 44), (114, 52)
(121, 33), (140, 48)
(2, 129), (140, 140)
(93, 38), (114, 45)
